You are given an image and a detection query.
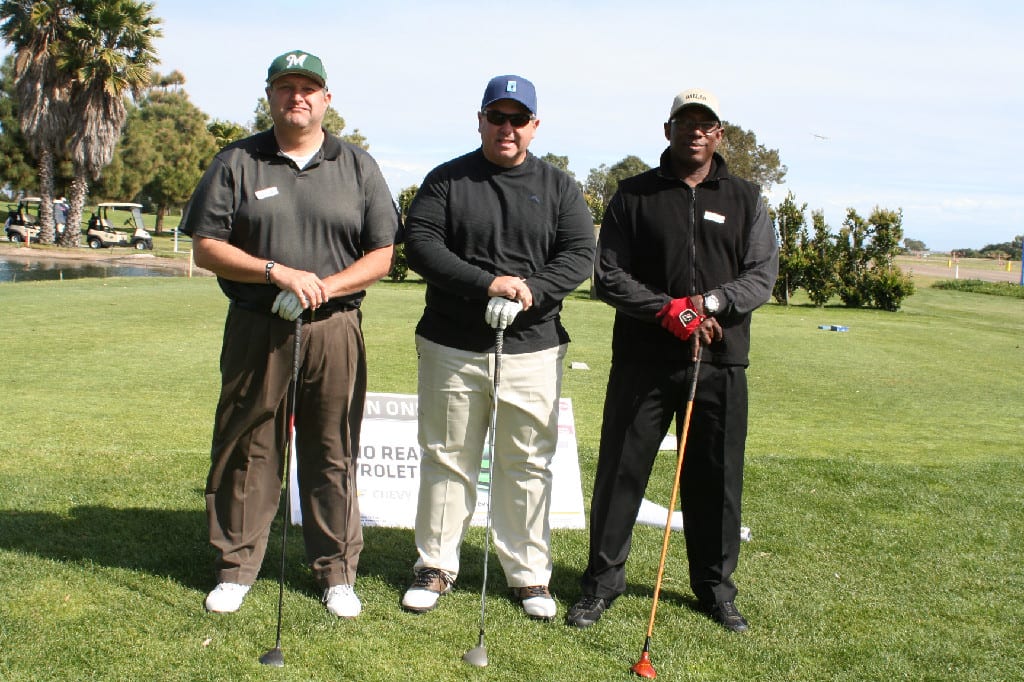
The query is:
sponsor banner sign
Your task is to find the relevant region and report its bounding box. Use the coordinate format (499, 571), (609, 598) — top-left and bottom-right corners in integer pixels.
(291, 392), (585, 529)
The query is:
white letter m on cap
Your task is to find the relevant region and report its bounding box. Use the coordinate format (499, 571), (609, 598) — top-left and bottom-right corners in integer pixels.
(506, 80), (517, 93)
(286, 54), (308, 68)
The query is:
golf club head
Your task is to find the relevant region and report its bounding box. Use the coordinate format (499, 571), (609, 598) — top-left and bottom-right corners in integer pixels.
(630, 651), (656, 679)
(462, 645), (488, 668)
(259, 647), (284, 667)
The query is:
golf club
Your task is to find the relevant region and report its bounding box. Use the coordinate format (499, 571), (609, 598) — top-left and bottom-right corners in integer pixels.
(259, 317), (303, 668)
(630, 346), (703, 680)
(462, 327), (504, 669)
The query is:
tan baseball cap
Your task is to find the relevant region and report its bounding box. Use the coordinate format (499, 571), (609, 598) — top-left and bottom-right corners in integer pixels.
(668, 88), (720, 121)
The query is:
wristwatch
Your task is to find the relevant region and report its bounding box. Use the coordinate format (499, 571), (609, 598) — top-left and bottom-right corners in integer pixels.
(703, 292), (720, 315)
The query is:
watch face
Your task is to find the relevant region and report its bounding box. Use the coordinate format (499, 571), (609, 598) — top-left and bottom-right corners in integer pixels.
(706, 294), (719, 313)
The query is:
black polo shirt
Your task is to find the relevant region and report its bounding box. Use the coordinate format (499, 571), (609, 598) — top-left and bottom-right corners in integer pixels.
(182, 129), (400, 309)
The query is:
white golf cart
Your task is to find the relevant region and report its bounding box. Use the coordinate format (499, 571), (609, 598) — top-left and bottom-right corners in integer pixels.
(3, 197), (42, 243)
(86, 202), (154, 250)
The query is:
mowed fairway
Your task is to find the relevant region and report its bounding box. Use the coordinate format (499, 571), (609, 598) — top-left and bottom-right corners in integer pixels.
(0, 275), (1021, 682)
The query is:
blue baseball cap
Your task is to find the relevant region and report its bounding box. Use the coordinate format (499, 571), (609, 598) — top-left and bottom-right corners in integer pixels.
(481, 75), (537, 115)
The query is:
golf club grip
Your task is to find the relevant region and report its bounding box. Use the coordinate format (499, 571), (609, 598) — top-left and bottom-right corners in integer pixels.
(494, 329), (503, 385)
(292, 318), (302, 385)
(688, 346), (703, 401)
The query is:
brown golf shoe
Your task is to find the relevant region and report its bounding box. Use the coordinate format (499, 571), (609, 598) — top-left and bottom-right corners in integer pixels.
(401, 568), (453, 613)
(512, 585), (557, 620)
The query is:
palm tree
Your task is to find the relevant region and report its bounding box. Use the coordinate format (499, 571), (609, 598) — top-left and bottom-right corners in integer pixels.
(0, 0), (75, 245)
(59, 0), (161, 247)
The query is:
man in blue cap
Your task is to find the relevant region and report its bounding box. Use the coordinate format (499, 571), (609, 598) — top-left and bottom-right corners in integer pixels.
(399, 75), (595, 620)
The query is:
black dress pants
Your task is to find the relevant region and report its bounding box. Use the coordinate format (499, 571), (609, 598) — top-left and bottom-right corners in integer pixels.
(580, 357), (747, 606)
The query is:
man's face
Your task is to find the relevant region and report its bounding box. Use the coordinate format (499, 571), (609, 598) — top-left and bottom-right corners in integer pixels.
(478, 99), (539, 168)
(266, 74), (331, 132)
(664, 105), (723, 170)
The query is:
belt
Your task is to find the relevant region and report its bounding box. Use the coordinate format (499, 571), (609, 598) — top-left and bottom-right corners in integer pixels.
(232, 298), (359, 322)
(300, 301), (357, 322)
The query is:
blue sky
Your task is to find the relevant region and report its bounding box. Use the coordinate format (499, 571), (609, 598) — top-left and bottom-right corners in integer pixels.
(150, 1), (1020, 251)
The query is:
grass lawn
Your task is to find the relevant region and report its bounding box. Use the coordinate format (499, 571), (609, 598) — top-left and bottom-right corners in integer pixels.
(0, 276), (1021, 681)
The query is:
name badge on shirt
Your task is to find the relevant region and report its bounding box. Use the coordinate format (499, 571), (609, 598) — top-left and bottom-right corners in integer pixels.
(255, 186), (279, 200)
(704, 210), (726, 224)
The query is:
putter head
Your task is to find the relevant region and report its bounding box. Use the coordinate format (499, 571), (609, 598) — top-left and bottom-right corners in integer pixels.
(462, 645), (488, 668)
(259, 647), (284, 667)
(630, 651), (656, 679)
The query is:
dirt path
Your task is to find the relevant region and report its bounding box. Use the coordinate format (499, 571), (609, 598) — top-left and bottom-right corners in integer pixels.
(0, 242), (213, 276)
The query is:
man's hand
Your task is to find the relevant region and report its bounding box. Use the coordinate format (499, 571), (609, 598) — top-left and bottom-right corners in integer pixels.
(485, 297), (523, 330)
(271, 290), (304, 321)
(488, 275), (532, 311)
(656, 297), (705, 341)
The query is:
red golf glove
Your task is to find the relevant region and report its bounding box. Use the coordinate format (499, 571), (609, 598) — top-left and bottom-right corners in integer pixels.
(656, 297), (705, 341)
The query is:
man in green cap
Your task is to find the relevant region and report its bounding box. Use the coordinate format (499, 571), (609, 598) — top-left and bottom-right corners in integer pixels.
(181, 49), (401, 619)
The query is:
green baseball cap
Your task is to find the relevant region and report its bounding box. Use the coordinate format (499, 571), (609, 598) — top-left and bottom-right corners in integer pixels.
(266, 50), (327, 87)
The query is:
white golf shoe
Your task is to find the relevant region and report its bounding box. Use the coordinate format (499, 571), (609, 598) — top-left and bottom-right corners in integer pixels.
(204, 583), (251, 613)
(514, 585), (557, 620)
(323, 584), (362, 618)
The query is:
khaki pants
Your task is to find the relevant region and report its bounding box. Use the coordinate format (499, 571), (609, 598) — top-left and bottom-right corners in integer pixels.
(413, 336), (565, 588)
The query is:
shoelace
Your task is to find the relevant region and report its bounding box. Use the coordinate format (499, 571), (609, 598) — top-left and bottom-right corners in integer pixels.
(574, 595), (604, 610)
(323, 584), (355, 601)
(412, 568), (451, 590)
(520, 585), (551, 599)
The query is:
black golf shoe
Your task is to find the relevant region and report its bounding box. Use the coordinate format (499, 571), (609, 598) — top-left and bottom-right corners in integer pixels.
(566, 595), (610, 628)
(705, 600), (749, 632)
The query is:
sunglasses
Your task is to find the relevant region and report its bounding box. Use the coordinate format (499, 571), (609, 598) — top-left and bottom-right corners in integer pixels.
(482, 109), (534, 128)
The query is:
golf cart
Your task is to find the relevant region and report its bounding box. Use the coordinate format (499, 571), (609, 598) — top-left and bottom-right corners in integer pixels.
(4, 197), (42, 243)
(86, 202), (153, 250)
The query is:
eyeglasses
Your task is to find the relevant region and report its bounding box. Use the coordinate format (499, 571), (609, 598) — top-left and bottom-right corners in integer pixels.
(671, 119), (721, 133)
(482, 109), (534, 128)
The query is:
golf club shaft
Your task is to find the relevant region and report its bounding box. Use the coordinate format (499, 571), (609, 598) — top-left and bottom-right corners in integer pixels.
(271, 318), (302, 649)
(643, 347), (702, 640)
(468, 328), (503, 661)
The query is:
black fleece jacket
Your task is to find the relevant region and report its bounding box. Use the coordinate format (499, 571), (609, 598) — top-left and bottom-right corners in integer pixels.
(595, 150), (778, 367)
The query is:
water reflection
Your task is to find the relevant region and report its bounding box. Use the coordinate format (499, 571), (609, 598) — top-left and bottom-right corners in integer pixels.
(0, 257), (180, 283)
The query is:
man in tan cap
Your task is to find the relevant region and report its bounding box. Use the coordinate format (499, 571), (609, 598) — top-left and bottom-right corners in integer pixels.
(567, 88), (777, 632)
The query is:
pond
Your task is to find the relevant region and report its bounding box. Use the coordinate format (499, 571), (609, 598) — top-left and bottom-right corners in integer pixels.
(0, 256), (183, 283)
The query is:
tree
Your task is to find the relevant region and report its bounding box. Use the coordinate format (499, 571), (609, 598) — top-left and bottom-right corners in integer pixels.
(96, 81), (218, 233)
(979, 236), (1023, 260)
(834, 207), (913, 311)
(207, 118), (247, 149)
(772, 192), (809, 305)
(252, 96), (369, 149)
(134, 90), (217, 232)
(0, 0), (75, 244)
(719, 121), (787, 194)
(389, 184), (419, 282)
(59, 0), (161, 247)
(0, 55), (36, 196)
(585, 155), (650, 223)
(803, 210), (837, 307)
(540, 152), (575, 179)
(903, 238), (927, 253)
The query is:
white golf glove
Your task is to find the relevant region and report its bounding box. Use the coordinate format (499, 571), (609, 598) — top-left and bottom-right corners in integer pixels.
(484, 297), (523, 330)
(271, 290), (304, 321)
